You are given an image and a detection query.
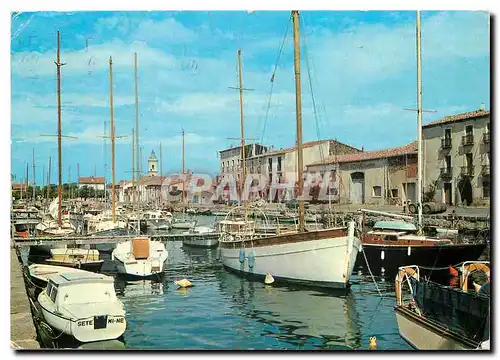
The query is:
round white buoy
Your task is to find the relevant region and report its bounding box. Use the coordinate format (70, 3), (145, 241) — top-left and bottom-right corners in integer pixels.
(264, 272), (274, 285)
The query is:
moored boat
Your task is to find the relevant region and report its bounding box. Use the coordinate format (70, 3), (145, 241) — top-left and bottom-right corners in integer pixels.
(356, 219), (487, 274)
(45, 248), (104, 273)
(112, 236), (168, 279)
(394, 261), (490, 350)
(182, 226), (219, 248)
(38, 271), (126, 343)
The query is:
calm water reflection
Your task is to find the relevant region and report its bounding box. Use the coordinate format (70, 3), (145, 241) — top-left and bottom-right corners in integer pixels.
(105, 242), (410, 350)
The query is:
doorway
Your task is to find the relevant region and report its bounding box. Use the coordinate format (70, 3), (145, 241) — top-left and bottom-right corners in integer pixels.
(444, 182), (452, 205)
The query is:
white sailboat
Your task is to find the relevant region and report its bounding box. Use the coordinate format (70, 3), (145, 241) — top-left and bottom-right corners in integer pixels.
(182, 225), (219, 248)
(218, 12), (361, 289)
(38, 271), (126, 343)
(35, 197), (76, 236)
(143, 209), (172, 230)
(112, 236), (168, 279)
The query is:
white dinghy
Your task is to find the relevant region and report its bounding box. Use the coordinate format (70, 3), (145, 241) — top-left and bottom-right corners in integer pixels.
(112, 236), (168, 279)
(38, 271), (126, 343)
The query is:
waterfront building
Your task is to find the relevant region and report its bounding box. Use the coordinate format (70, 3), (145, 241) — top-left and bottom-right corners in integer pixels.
(307, 142), (418, 205)
(422, 108), (490, 206)
(78, 176), (105, 191)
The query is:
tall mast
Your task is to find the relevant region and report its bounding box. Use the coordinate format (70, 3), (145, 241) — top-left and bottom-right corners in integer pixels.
(416, 11), (423, 234)
(109, 56), (116, 223)
(32, 148), (36, 200)
(292, 11), (305, 233)
(134, 53), (140, 179)
(55, 30), (64, 227)
(160, 142), (162, 179)
(47, 156), (51, 199)
(132, 128), (135, 205)
(237, 49), (247, 216)
(68, 165), (71, 199)
(182, 129), (186, 204)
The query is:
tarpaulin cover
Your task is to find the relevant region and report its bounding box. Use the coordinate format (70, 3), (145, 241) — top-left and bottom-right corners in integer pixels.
(409, 277), (490, 342)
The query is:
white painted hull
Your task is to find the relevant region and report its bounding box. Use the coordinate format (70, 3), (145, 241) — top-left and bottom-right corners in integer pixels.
(171, 221), (196, 229)
(38, 294), (126, 343)
(182, 237), (219, 248)
(220, 234), (361, 288)
(395, 307), (479, 350)
(147, 219), (171, 230)
(112, 240), (168, 278)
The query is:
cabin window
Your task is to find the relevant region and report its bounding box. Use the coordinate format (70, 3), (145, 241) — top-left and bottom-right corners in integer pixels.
(50, 287), (58, 303)
(385, 235), (398, 241)
(372, 186), (382, 197)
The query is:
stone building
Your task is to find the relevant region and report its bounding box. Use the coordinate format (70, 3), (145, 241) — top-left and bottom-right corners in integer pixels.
(78, 176), (105, 191)
(422, 109), (490, 206)
(307, 142), (418, 205)
(148, 150), (159, 176)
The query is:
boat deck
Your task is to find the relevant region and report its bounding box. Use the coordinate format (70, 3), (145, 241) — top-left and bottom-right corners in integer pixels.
(10, 245), (40, 349)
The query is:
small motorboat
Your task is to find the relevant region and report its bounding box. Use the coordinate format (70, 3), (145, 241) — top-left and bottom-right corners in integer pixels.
(112, 236), (168, 279)
(171, 218), (197, 230)
(38, 271), (126, 343)
(143, 210), (172, 231)
(45, 248), (104, 273)
(28, 263), (86, 290)
(182, 226), (219, 248)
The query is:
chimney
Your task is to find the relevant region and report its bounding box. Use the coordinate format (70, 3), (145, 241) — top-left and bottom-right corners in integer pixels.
(361, 145), (365, 152)
(480, 102), (485, 111)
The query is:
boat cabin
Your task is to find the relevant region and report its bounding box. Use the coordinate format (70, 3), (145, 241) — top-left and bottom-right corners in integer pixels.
(45, 272), (117, 309)
(365, 221), (453, 246)
(218, 219), (256, 238)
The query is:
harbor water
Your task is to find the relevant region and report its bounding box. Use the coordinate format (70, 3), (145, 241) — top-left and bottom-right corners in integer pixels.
(22, 215), (489, 350)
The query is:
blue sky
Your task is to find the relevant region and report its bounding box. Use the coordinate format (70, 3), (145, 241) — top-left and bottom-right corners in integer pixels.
(10, 10), (490, 184)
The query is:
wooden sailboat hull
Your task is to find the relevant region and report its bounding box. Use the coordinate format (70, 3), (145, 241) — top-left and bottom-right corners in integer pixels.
(395, 306), (479, 350)
(219, 228), (361, 289)
(355, 243), (487, 274)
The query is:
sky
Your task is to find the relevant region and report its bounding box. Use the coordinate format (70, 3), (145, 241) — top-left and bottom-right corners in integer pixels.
(10, 10), (490, 184)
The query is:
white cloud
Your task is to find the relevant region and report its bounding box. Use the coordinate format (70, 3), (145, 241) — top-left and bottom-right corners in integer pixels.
(134, 18), (197, 43)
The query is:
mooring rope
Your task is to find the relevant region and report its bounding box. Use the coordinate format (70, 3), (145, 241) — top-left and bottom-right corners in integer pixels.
(361, 247), (383, 298)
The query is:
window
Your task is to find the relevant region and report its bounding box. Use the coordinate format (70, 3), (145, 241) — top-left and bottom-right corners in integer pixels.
(444, 128), (452, 140)
(483, 180), (490, 198)
(466, 153), (473, 168)
(152, 164), (155, 170)
(445, 155), (451, 169)
(465, 125), (474, 136)
(50, 286), (58, 303)
(373, 186), (382, 197)
(391, 189), (399, 198)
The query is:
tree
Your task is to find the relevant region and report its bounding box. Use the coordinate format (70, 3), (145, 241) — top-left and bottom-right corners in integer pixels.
(423, 180), (439, 203)
(79, 185), (90, 200)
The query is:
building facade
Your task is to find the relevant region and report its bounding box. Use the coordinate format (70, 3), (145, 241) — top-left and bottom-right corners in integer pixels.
(148, 150), (159, 176)
(307, 142), (418, 205)
(422, 109), (490, 206)
(78, 176), (105, 191)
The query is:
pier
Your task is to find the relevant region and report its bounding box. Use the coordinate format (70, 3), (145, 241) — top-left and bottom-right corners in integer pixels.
(10, 245), (40, 349)
(12, 232), (221, 247)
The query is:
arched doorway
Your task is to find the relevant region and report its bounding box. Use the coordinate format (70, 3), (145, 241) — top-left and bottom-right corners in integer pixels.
(350, 172), (365, 204)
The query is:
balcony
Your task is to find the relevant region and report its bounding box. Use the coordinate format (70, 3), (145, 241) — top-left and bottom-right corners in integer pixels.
(441, 138), (452, 149)
(483, 132), (490, 144)
(461, 134), (474, 146)
(461, 166), (475, 177)
(482, 165), (490, 176)
(440, 167), (452, 180)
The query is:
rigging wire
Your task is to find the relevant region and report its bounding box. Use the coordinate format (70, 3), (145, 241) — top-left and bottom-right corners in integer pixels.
(258, 13), (292, 146)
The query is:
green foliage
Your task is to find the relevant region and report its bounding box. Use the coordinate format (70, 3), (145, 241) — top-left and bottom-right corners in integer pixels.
(423, 180), (439, 203)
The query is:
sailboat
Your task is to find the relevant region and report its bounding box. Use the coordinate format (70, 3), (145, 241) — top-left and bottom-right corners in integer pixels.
(393, 12), (490, 351)
(218, 12), (361, 290)
(109, 54), (169, 279)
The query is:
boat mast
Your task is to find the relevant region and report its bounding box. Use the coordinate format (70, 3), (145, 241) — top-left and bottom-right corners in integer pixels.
(109, 56), (116, 223)
(416, 11), (423, 234)
(134, 53), (140, 184)
(32, 148), (36, 200)
(132, 128), (135, 205)
(292, 11), (305, 233)
(55, 30), (64, 228)
(182, 128), (186, 205)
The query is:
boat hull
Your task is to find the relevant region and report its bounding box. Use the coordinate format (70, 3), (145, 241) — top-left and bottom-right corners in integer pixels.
(39, 304), (126, 343)
(44, 260), (104, 273)
(114, 258), (167, 279)
(220, 230), (360, 289)
(395, 306), (479, 350)
(182, 235), (219, 248)
(355, 243), (487, 273)
(171, 221), (196, 230)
